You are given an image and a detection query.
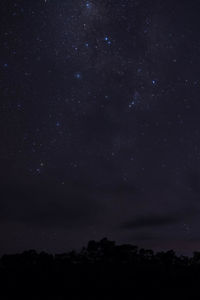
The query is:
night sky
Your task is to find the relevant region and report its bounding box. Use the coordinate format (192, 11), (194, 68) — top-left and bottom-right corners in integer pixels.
(1, 0), (200, 255)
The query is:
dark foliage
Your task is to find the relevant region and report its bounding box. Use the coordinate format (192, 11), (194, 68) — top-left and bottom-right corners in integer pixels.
(0, 238), (200, 298)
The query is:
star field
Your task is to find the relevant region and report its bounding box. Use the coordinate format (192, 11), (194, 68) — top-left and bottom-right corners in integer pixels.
(1, 0), (200, 254)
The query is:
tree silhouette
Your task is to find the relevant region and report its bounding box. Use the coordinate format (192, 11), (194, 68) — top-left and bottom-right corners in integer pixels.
(1, 238), (200, 297)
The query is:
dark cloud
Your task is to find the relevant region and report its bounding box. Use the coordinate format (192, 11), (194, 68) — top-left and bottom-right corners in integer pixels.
(121, 214), (186, 230)
(0, 179), (139, 229)
(0, 181), (103, 228)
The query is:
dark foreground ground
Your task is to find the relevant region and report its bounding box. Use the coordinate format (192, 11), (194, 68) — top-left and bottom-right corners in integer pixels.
(1, 238), (200, 299)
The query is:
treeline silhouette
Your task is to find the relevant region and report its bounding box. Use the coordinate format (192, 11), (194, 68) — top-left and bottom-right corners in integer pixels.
(1, 238), (200, 297)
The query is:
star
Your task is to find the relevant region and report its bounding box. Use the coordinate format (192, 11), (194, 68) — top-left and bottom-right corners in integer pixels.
(86, 2), (91, 8)
(129, 101), (135, 108)
(74, 72), (82, 79)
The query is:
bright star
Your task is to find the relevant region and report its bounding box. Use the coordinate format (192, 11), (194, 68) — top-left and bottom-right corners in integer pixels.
(74, 72), (82, 79)
(85, 1), (91, 9)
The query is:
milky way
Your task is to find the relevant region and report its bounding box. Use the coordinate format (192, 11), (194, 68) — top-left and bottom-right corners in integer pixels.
(1, 0), (200, 254)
